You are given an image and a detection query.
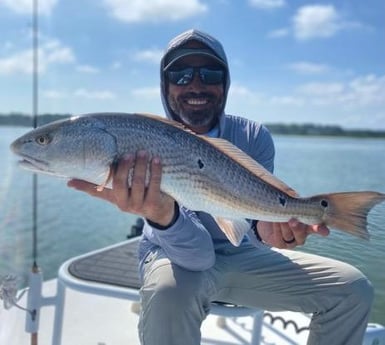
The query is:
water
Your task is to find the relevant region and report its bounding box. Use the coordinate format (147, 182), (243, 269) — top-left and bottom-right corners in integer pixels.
(1, 126), (384, 324)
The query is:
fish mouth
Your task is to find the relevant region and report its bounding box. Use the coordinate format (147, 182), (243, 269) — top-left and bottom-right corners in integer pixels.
(17, 155), (50, 173)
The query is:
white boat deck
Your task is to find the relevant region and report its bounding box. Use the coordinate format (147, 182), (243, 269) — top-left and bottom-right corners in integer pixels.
(1, 237), (384, 345)
(1, 279), (312, 345)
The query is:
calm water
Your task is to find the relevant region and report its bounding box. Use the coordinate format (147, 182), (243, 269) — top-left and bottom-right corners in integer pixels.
(1, 126), (384, 323)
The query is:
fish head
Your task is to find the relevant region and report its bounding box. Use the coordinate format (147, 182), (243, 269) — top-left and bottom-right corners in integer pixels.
(10, 116), (117, 182)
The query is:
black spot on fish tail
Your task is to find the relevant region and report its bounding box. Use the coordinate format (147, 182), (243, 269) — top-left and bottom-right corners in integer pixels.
(321, 199), (329, 208)
(279, 196), (287, 207)
(198, 159), (204, 169)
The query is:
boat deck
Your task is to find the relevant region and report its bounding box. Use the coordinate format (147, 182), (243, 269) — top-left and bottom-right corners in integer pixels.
(1, 278), (314, 345)
(0, 237), (314, 345)
(1, 237), (384, 344)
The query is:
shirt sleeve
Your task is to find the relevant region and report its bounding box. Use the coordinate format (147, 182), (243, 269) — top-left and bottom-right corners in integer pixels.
(142, 205), (215, 271)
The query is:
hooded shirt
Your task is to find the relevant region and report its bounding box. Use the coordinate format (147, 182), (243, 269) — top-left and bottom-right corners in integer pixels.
(138, 29), (275, 275)
(160, 29), (231, 128)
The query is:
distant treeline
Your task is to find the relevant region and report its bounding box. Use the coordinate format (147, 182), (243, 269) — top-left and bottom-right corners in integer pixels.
(0, 113), (71, 127)
(265, 123), (385, 138)
(1, 112), (385, 138)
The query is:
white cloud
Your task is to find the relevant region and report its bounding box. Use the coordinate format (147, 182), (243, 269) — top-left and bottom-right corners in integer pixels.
(43, 89), (117, 100)
(269, 96), (304, 106)
(132, 49), (164, 64)
(0, 49), (34, 74)
(229, 84), (255, 98)
(227, 74), (385, 129)
(269, 5), (360, 41)
(229, 84), (305, 107)
(0, 0), (57, 15)
(103, 0), (207, 22)
(2, 41), (15, 52)
(297, 74), (385, 107)
(348, 74), (385, 106)
(227, 83), (268, 111)
(267, 28), (289, 38)
(76, 65), (100, 74)
(0, 39), (75, 75)
(249, 0), (286, 10)
(293, 5), (341, 40)
(131, 87), (160, 99)
(111, 61), (122, 70)
(297, 82), (345, 104)
(288, 61), (330, 75)
(74, 88), (116, 100)
(42, 41), (75, 64)
(42, 90), (68, 99)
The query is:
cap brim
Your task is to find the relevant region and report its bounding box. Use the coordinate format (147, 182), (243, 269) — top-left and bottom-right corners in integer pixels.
(164, 48), (226, 71)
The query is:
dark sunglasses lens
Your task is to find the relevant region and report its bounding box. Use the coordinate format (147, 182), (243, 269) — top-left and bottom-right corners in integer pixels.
(200, 68), (224, 84)
(168, 68), (193, 85)
(167, 67), (224, 85)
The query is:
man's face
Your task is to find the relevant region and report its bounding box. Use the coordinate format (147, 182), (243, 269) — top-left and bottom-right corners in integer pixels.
(166, 54), (225, 134)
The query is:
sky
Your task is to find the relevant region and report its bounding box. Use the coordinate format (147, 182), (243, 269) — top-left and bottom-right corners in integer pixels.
(0, 0), (384, 130)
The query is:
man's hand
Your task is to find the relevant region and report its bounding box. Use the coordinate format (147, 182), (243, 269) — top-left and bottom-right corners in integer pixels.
(67, 150), (176, 227)
(256, 219), (330, 249)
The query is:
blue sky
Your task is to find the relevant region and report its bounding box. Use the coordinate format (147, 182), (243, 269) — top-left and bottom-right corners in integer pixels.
(0, 0), (384, 129)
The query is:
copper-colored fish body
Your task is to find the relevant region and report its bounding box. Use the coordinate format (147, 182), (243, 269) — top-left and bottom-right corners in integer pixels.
(11, 113), (385, 245)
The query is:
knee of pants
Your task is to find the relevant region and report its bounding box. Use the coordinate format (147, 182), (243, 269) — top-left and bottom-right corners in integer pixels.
(141, 266), (211, 314)
(349, 276), (374, 310)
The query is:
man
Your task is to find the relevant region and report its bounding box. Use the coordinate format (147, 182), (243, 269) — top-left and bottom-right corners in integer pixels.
(68, 29), (373, 345)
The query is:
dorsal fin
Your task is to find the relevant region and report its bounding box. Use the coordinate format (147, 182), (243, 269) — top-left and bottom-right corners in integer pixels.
(201, 135), (299, 197)
(136, 113), (299, 198)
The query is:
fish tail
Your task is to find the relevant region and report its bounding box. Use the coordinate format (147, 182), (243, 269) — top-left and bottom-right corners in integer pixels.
(320, 191), (385, 239)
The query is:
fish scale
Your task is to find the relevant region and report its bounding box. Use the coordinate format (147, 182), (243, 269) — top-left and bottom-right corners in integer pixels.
(10, 112), (385, 246)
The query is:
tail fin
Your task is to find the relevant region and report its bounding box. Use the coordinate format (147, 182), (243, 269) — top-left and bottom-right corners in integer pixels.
(320, 191), (385, 239)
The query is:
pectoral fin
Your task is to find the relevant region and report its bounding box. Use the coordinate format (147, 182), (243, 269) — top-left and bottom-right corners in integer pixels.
(214, 217), (251, 246)
(96, 166), (113, 192)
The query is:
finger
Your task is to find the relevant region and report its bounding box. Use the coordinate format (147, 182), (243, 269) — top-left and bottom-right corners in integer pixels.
(67, 179), (116, 204)
(129, 150), (149, 210)
(272, 222), (290, 249)
(67, 179), (96, 192)
(112, 154), (134, 208)
(145, 156), (162, 205)
(288, 218), (330, 237)
(287, 219), (307, 245)
(308, 223), (330, 237)
(280, 222), (298, 246)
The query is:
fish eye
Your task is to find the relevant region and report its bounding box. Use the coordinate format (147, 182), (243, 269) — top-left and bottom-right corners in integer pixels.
(35, 135), (51, 145)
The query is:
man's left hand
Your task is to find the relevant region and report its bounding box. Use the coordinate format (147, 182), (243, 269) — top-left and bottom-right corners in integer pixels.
(256, 219), (330, 249)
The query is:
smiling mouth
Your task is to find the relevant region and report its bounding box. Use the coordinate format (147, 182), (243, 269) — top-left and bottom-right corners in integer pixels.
(186, 98), (209, 106)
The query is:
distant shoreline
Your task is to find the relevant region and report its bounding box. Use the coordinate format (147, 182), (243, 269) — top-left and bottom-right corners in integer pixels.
(1, 113), (385, 138)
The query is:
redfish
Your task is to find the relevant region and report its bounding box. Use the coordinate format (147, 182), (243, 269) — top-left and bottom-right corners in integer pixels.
(10, 113), (385, 245)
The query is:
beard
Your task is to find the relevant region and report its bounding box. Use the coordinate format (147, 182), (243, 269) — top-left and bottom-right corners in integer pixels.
(167, 91), (224, 131)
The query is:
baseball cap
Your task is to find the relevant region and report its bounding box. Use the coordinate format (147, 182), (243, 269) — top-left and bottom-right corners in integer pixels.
(163, 48), (226, 71)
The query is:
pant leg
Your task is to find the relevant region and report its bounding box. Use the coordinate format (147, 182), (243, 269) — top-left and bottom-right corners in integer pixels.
(213, 242), (373, 345)
(138, 248), (216, 345)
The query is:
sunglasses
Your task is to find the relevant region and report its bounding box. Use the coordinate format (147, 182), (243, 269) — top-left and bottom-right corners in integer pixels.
(166, 66), (225, 86)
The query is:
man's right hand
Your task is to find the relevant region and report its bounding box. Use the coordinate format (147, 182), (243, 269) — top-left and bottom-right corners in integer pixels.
(67, 150), (176, 227)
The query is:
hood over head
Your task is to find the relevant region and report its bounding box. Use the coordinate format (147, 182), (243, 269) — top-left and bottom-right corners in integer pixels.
(160, 29), (231, 129)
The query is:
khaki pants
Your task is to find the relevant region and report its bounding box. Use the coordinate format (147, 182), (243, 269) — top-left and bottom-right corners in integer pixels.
(138, 241), (373, 345)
